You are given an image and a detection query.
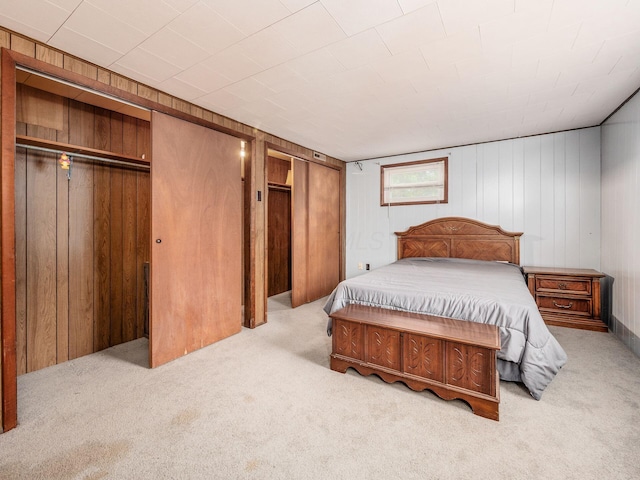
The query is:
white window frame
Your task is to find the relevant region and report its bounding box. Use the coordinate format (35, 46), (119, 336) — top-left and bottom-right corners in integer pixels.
(380, 157), (448, 206)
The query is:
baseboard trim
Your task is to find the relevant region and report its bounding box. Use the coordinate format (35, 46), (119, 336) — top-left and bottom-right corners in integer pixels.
(609, 315), (640, 358)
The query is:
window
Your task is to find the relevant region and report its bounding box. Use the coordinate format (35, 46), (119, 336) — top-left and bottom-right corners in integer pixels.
(380, 157), (448, 206)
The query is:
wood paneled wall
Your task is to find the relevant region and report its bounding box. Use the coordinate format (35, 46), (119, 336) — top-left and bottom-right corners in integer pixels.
(346, 128), (601, 278)
(15, 84), (150, 374)
(602, 89), (640, 357)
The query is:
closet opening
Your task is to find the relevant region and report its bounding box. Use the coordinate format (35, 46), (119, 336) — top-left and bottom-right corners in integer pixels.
(14, 70), (152, 375)
(266, 148), (293, 312)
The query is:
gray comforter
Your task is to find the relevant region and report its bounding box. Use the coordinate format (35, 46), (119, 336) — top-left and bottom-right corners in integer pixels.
(323, 257), (567, 400)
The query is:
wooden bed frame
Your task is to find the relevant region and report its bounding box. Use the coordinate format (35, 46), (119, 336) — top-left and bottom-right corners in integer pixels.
(395, 216), (522, 264)
(329, 217), (523, 420)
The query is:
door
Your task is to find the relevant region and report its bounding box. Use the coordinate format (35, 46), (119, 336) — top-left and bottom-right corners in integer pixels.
(150, 112), (242, 368)
(291, 159), (340, 307)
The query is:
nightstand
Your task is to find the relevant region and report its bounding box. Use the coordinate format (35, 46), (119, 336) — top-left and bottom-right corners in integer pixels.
(522, 267), (607, 332)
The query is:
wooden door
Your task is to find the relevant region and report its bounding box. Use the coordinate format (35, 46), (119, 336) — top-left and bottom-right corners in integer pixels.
(291, 160), (340, 307)
(150, 112), (242, 368)
(267, 187), (291, 297)
(291, 159), (308, 308)
(307, 162), (340, 301)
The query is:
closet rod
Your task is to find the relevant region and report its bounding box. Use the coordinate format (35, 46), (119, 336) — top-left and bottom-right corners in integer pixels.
(15, 142), (150, 170)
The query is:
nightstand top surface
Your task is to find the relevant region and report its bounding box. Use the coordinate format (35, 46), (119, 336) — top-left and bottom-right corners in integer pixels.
(522, 266), (604, 277)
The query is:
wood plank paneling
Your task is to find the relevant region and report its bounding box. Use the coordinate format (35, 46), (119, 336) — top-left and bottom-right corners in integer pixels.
(345, 128), (601, 279)
(25, 143), (58, 372)
(602, 90), (640, 354)
(14, 146), (27, 375)
(14, 85), (151, 373)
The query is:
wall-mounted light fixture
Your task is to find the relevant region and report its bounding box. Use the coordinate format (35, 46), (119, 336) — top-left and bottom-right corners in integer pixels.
(59, 152), (72, 180)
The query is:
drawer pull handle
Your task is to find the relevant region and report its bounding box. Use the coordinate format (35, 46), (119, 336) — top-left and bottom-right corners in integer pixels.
(553, 301), (573, 309)
(557, 282), (567, 289)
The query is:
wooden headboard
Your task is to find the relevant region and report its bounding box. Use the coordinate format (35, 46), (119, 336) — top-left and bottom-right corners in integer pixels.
(395, 217), (523, 264)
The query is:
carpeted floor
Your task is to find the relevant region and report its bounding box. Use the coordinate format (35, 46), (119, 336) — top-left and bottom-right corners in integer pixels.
(1, 292), (639, 480)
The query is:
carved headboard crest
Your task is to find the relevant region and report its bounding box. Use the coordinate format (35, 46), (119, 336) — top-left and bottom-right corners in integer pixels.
(395, 217), (523, 264)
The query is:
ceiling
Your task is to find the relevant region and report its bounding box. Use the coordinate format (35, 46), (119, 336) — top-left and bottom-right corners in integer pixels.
(2, 0), (640, 161)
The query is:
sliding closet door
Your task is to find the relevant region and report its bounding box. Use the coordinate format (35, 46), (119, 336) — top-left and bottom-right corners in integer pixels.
(307, 162), (340, 301)
(291, 159), (308, 308)
(150, 112), (242, 368)
(291, 159), (340, 307)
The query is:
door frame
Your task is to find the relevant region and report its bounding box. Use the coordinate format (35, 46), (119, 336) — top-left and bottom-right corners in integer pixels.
(263, 142), (345, 312)
(0, 48), (255, 432)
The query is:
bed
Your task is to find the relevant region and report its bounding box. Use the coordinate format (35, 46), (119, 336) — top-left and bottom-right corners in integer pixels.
(324, 217), (567, 401)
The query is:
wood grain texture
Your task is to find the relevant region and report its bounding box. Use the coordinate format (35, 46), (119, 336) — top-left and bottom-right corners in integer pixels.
(14, 146), (27, 375)
(25, 143), (58, 372)
(290, 159), (308, 308)
(150, 111), (242, 368)
(307, 162), (340, 302)
(396, 217), (522, 264)
(330, 304), (500, 420)
(267, 188), (291, 296)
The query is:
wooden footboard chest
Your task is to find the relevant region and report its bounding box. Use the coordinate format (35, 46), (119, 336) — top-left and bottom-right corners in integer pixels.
(329, 304), (501, 420)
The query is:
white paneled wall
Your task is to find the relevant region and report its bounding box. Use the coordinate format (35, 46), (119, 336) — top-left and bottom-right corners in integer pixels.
(346, 127), (601, 279)
(602, 91), (640, 355)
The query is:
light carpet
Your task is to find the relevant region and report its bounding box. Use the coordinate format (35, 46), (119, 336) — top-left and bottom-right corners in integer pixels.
(1, 292), (639, 479)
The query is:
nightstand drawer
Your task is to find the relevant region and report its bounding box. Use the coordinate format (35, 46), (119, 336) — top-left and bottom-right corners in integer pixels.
(535, 276), (591, 295)
(537, 295), (591, 316)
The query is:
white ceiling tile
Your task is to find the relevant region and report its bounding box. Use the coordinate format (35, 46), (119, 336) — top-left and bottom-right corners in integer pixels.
(60, 2), (148, 54)
(480, 9), (550, 53)
(320, 0), (403, 36)
(198, 89), (247, 111)
(287, 48), (346, 81)
(161, 0), (200, 13)
(437, 0), (514, 35)
(398, 0), (437, 14)
(86, 0), (180, 36)
(235, 28), (300, 69)
(201, 46), (264, 82)
(237, 98), (287, 118)
(174, 63), (234, 93)
(514, 0), (553, 13)
(511, 23), (581, 60)
(536, 43), (602, 80)
(328, 29), (391, 70)
(455, 51), (512, 79)
(47, 0), (83, 10)
(167, 2), (245, 55)
(611, 51), (640, 75)
(113, 48), (181, 83)
(252, 64), (308, 93)
(272, 2), (347, 54)
(224, 77), (277, 102)
(49, 26), (123, 65)
(555, 53), (622, 88)
(528, 83), (578, 106)
(279, 0), (316, 13)
(548, 0), (628, 31)
(158, 76), (208, 101)
(574, 12), (640, 50)
(373, 49), (431, 84)
(0, 0), (77, 41)
(202, 0), (291, 36)
(420, 28), (482, 69)
(139, 28), (209, 70)
(376, 3), (446, 55)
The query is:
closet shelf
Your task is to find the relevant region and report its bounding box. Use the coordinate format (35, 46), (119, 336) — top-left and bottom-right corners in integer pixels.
(268, 181), (291, 191)
(15, 134), (150, 166)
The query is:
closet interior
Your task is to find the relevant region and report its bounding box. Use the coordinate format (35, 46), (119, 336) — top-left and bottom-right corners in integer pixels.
(15, 74), (151, 374)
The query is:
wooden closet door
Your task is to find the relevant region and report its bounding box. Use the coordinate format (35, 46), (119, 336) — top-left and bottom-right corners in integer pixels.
(307, 162), (340, 302)
(291, 159), (308, 308)
(291, 160), (340, 307)
(150, 112), (242, 368)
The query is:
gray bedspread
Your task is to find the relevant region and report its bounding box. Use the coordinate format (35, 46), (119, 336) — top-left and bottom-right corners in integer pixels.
(323, 257), (567, 400)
